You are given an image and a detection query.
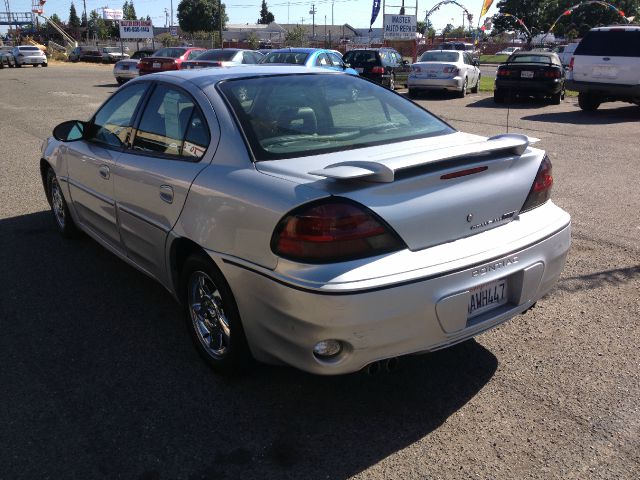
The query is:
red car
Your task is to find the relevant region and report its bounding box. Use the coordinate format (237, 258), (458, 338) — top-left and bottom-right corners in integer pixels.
(138, 47), (206, 75)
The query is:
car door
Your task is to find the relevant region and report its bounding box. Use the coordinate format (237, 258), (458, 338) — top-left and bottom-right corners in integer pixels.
(65, 83), (149, 252)
(315, 52), (335, 71)
(393, 51), (411, 85)
(113, 82), (214, 281)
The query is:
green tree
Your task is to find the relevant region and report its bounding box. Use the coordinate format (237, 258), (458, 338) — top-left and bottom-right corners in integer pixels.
(177, 0), (228, 34)
(284, 24), (308, 47)
(68, 2), (81, 29)
(157, 32), (181, 46)
(88, 9), (109, 40)
(257, 0), (275, 24)
(246, 31), (260, 49)
(49, 13), (63, 26)
(123, 1), (137, 20)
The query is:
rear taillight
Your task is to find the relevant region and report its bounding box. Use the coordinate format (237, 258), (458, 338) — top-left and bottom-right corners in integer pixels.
(521, 155), (553, 213)
(271, 199), (405, 263)
(497, 68), (511, 77)
(135, 63), (140, 69)
(543, 70), (561, 78)
(165, 60), (178, 70)
(443, 66), (459, 75)
(568, 57), (574, 71)
(371, 66), (385, 74)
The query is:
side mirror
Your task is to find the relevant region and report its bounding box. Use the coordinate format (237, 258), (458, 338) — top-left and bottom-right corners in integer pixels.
(402, 60), (410, 66)
(343, 62), (351, 69)
(473, 60), (480, 67)
(53, 120), (86, 142)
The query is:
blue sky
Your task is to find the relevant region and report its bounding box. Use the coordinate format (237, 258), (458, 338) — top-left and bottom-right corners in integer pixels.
(6, 0), (497, 31)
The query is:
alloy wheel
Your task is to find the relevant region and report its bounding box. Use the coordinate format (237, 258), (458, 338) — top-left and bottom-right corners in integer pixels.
(188, 271), (231, 359)
(50, 176), (66, 229)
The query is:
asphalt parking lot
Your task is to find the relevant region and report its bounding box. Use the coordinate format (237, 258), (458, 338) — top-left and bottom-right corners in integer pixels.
(0, 63), (638, 480)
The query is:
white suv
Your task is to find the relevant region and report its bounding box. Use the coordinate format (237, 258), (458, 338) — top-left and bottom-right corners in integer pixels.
(566, 25), (640, 111)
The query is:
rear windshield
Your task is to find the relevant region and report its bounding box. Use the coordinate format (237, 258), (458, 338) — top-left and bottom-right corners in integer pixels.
(508, 54), (554, 64)
(342, 50), (378, 67)
(574, 30), (640, 57)
(19, 46), (40, 51)
(131, 50), (153, 59)
(153, 48), (187, 58)
(196, 50), (238, 61)
(262, 52), (309, 65)
(218, 74), (454, 161)
(103, 47), (119, 53)
(419, 51), (460, 62)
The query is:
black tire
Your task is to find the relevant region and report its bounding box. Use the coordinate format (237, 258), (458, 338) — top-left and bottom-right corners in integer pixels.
(458, 77), (468, 98)
(471, 74), (480, 93)
(181, 253), (251, 375)
(388, 74), (396, 91)
(408, 88), (418, 99)
(551, 90), (562, 105)
(43, 62), (48, 67)
(116, 77), (124, 85)
(46, 168), (78, 238)
(16, 62), (22, 68)
(493, 89), (504, 104)
(578, 92), (600, 111)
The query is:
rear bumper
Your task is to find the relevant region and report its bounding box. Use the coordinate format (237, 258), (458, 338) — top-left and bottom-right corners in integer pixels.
(565, 80), (640, 98)
(215, 202), (571, 375)
(408, 76), (463, 91)
(16, 56), (46, 65)
(495, 79), (563, 95)
(113, 68), (138, 80)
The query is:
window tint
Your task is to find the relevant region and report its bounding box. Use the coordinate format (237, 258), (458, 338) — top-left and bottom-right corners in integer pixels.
(574, 30), (640, 57)
(153, 48), (187, 58)
(132, 85), (208, 159)
(262, 52), (309, 65)
(316, 53), (331, 66)
(187, 50), (203, 60)
(420, 51), (459, 62)
(87, 83), (148, 148)
(343, 50), (378, 67)
(328, 52), (344, 67)
(219, 74), (454, 161)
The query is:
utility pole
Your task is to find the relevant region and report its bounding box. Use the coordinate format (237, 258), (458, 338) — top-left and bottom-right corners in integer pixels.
(170, 0), (173, 28)
(309, 4), (316, 38)
(331, 0), (334, 26)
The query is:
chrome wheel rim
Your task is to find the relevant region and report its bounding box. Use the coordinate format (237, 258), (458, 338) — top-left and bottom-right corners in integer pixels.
(50, 177), (66, 229)
(188, 271), (231, 359)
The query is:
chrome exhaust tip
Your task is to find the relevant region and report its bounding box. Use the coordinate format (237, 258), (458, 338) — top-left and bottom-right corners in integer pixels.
(365, 360), (382, 376)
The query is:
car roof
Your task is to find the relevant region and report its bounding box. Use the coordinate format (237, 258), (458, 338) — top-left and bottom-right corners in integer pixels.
(589, 25), (640, 32)
(143, 65), (343, 88)
(269, 48), (320, 54)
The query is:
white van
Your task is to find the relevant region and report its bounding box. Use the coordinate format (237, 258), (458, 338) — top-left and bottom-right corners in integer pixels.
(566, 25), (640, 111)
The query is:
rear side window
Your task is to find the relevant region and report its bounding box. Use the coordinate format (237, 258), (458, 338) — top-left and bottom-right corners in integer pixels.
(575, 30), (640, 57)
(132, 85), (209, 160)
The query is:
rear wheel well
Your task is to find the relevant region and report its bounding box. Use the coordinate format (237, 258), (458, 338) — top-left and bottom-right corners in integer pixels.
(170, 237), (209, 302)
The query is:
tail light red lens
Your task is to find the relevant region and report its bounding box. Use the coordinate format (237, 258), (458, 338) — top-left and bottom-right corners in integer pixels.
(164, 60), (178, 70)
(497, 68), (511, 77)
(521, 155), (553, 213)
(443, 66), (459, 75)
(568, 57), (574, 71)
(371, 66), (385, 74)
(271, 199), (405, 263)
(543, 70), (561, 78)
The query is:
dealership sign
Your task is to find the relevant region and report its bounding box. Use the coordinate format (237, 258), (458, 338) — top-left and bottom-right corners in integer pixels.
(383, 14), (417, 40)
(119, 20), (154, 39)
(102, 8), (124, 21)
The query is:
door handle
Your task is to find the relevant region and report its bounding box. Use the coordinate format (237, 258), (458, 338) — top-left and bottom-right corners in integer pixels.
(98, 165), (110, 180)
(159, 185), (174, 204)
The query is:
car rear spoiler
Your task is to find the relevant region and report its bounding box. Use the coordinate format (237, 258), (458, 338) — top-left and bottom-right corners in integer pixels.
(308, 133), (537, 183)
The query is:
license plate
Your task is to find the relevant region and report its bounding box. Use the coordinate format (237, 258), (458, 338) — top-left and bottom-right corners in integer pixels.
(122, 65), (129, 70)
(153, 62), (161, 69)
(468, 278), (508, 319)
(521, 71), (534, 78)
(355, 67), (364, 73)
(592, 65), (617, 78)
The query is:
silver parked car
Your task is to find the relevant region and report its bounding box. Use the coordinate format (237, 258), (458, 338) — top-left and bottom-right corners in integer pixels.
(181, 48), (264, 69)
(12, 45), (47, 67)
(102, 46), (130, 63)
(41, 67), (571, 375)
(408, 50), (480, 98)
(113, 49), (154, 84)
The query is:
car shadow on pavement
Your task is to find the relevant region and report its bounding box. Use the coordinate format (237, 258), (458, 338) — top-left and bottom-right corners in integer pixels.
(0, 210), (498, 480)
(94, 83), (120, 88)
(521, 105), (640, 125)
(555, 265), (640, 293)
(465, 97), (551, 110)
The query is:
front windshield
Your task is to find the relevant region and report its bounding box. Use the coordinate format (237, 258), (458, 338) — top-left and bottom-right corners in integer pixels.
(262, 52), (309, 65)
(196, 50), (237, 61)
(218, 74), (454, 161)
(419, 51), (460, 62)
(153, 48), (186, 58)
(104, 47), (119, 53)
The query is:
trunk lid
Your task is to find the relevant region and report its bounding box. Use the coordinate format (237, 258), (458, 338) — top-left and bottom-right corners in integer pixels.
(256, 132), (542, 251)
(412, 62), (459, 79)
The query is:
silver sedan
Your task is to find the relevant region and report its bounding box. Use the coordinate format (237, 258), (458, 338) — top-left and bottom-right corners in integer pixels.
(408, 50), (480, 98)
(40, 66), (570, 375)
(113, 49), (154, 85)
